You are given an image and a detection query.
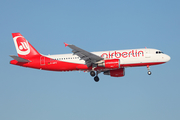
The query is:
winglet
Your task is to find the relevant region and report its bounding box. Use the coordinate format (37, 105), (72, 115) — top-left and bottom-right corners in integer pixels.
(64, 42), (69, 47)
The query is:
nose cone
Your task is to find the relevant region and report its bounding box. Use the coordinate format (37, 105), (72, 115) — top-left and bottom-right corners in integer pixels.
(165, 54), (171, 62)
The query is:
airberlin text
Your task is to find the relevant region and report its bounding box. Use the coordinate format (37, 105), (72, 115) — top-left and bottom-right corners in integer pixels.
(101, 50), (144, 58)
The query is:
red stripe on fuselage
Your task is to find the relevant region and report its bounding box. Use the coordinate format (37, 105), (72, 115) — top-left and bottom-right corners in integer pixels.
(10, 55), (166, 71)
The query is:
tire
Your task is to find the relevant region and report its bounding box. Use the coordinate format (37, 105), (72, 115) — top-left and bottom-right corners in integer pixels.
(94, 76), (99, 82)
(148, 71), (152, 75)
(90, 71), (95, 77)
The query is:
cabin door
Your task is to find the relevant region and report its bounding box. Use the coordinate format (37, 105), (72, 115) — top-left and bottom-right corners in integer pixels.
(40, 56), (45, 65)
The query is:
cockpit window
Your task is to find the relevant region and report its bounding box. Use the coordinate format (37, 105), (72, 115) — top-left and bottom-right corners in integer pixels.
(156, 51), (164, 54)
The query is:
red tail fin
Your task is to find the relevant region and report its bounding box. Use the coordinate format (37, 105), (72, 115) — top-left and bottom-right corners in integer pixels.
(12, 33), (41, 59)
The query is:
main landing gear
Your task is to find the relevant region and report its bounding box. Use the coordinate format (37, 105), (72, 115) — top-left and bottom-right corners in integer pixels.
(90, 71), (100, 82)
(147, 65), (152, 75)
(90, 71), (95, 77)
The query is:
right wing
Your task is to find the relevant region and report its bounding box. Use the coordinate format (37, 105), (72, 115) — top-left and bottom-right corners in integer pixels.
(64, 43), (104, 67)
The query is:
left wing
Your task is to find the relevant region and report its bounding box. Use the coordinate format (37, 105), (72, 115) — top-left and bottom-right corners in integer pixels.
(64, 43), (104, 67)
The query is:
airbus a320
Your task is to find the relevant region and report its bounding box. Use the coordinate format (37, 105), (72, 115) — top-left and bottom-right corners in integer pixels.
(10, 33), (171, 82)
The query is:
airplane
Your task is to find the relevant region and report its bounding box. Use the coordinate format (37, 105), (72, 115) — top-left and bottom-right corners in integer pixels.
(10, 33), (171, 82)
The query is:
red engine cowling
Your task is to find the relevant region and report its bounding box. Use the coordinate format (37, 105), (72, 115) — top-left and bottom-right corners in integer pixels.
(104, 68), (125, 77)
(98, 59), (120, 69)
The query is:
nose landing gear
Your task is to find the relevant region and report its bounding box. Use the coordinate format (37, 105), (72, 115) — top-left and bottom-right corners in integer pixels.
(148, 71), (152, 75)
(147, 65), (152, 75)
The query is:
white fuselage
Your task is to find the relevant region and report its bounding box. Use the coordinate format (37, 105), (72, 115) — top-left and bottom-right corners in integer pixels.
(45, 48), (171, 66)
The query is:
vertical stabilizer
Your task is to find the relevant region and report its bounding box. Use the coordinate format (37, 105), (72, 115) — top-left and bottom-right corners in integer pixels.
(12, 33), (41, 59)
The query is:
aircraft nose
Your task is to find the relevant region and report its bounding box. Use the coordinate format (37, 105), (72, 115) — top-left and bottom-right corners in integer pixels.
(165, 54), (171, 62)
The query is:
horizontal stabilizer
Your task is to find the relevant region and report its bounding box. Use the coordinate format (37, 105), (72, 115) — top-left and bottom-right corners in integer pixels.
(10, 55), (30, 62)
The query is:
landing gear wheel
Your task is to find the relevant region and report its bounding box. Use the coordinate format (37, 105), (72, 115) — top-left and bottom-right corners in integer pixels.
(147, 65), (152, 75)
(94, 76), (99, 82)
(90, 71), (95, 77)
(148, 71), (152, 75)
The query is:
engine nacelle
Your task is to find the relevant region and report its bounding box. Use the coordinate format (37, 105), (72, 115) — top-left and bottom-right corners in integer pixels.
(98, 59), (120, 69)
(104, 68), (125, 77)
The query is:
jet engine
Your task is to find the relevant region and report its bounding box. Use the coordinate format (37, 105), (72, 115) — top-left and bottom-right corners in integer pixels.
(97, 59), (120, 69)
(103, 68), (125, 77)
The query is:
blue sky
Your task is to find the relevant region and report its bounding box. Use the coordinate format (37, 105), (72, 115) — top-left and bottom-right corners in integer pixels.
(0, 0), (180, 120)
